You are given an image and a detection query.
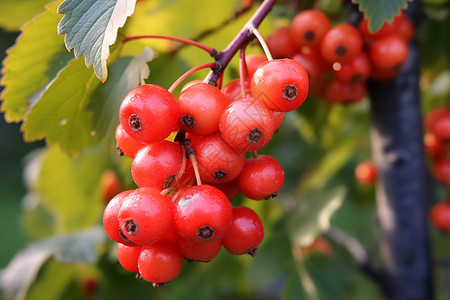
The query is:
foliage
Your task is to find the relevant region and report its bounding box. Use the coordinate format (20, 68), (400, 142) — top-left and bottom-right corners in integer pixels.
(0, 0), (449, 299)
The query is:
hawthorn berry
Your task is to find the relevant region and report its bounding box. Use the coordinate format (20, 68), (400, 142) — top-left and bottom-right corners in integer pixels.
(118, 188), (173, 245)
(430, 203), (450, 233)
(219, 96), (275, 152)
(432, 159), (450, 184)
(138, 238), (183, 285)
(237, 154), (285, 200)
(242, 54), (268, 78)
(369, 35), (409, 71)
(290, 9), (331, 49)
(173, 185), (232, 245)
(320, 24), (363, 63)
(222, 206), (264, 256)
(266, 26), (299, 59)
(119, 84), (179, 144)
(102, 190), (135, 246)
(193, 133), (246, 184)
(251, 59), (309, 112)
(177, 83), (229, 136)
(131, 141), (183, 190)
(221, 79), (251, 102)
(324, 79), (367, 105)
(100, 170), (122, 203)
(178, 238), (222, 262)
(430, 112), (450, 141)
(333, 52), (371, 84)
(115, 124), (144, 159)
(117, 243), (143, 273)
(424, 132), (445, 158)
(355, 161), (377, 185)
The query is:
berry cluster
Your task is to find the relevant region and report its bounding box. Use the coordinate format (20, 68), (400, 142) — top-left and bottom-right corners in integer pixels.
(266, 9), (413, 104)
(424, 107), (450, 232)
(103, 55), (309, 286)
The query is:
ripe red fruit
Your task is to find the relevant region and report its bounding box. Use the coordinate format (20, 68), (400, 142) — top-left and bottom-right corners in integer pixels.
(222, 206), (264, 256)
(138, 238), (183, 284)
(219, 96), (275, 152)
(100, 170), (122, 203)
(102, 190), (135, 246)
(333, 52), (371, 84)
(359, 17), (398, 42)
(266, 26), (299, 59)
(213, 179), (241, 200)
(221, 79), (251, 102)
(320, 24), (363, 63)
(355, 161), (377, 185)
(369, 35), (409, 71)
(241, 54), (268, 79)
(303, 237), (333, 257)
(118, 188), (173, 245)
(193, 133), (246, 184)
(251, 59), (309, 112)
(131, 141), (183, 190)
(432, 159), (450, 184)
(173, 185), (232, 245)
(115, 124), (144, 159)
(272, 111), (285, 133)
(429, 203), (450, 233)
(424, 132), (445, 158)
(290, 10), (331, 49)
(117, 243), (143, 273)
(324, 79), (367, 104)
(430, 112), (450, 141)
(395, 14), (414, 41)
(119, 84), (179, 144)
(178, 238), (222, 262)
(177, 83), (229, 136)
(425, 107), (449, 132)
(237, 155), (285, 200)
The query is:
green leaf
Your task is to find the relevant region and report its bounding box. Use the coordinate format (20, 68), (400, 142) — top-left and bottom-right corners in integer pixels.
(0, 1), (73, 122)
(0, 0), (51, 31)
(89, 47), (153, 147)
(35, 147), (109, 232)
(57, 0), (137, 81)
(22, 58), (100, 154)
(0, 227), (105, 300)
(353, 0), (410, 32)
(289, 187), (346, 247)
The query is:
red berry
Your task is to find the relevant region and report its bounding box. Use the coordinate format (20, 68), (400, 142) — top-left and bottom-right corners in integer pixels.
(222, 206), (264, 256)
(119, 84), (179, 144)
(369, 35), (409, 71)
(241, 54), (268, 78)
(359, 17), (398, 42)
(219, 96), (275, 152)
(272, 111), (285, 133)
(425, 107), (449, 132)
(100, 170), (122, 203)
(333, 52), (371, 84)
(321, 24), (363, 63)
(117, 243), (143, 273)
(138, 238), (183, 284)
(303, 237), (333, 257)
(395, 14), (414, 41)
(213, 179), (241, 200)
(430, 202), (450, 233)
(424, 132), (445, 158)
(181, 79), (203, 92)
(178, 238), (222, 262)
(177, 83), (229, 136)
(290, 10), (331, 49)
(237, 155), (285, 200)
(193, 133), (246, 184)
(430, 112), (450, 141)
(266, 26), (298, 59)
(102, 190), (135, 246)
(173, 185), (232, 245)
(432, 159), (450, 184)
(355, 161), (377, 185)
(115, 124), (144, 159)
(251, 59), (309, 112)
(131, 141), (183, 190)
(324, 79), (367, 105)
(118, 188), (173, 245)
(221, 79), (251, 102)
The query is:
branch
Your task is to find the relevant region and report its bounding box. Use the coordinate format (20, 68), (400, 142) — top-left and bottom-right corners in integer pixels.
(204, 0), (278, 85)
(325, 227), (389, 296)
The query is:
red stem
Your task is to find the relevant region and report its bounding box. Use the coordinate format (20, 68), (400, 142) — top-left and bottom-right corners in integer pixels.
(118, 35), (218, 59)
(169, 63), (215, 93)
